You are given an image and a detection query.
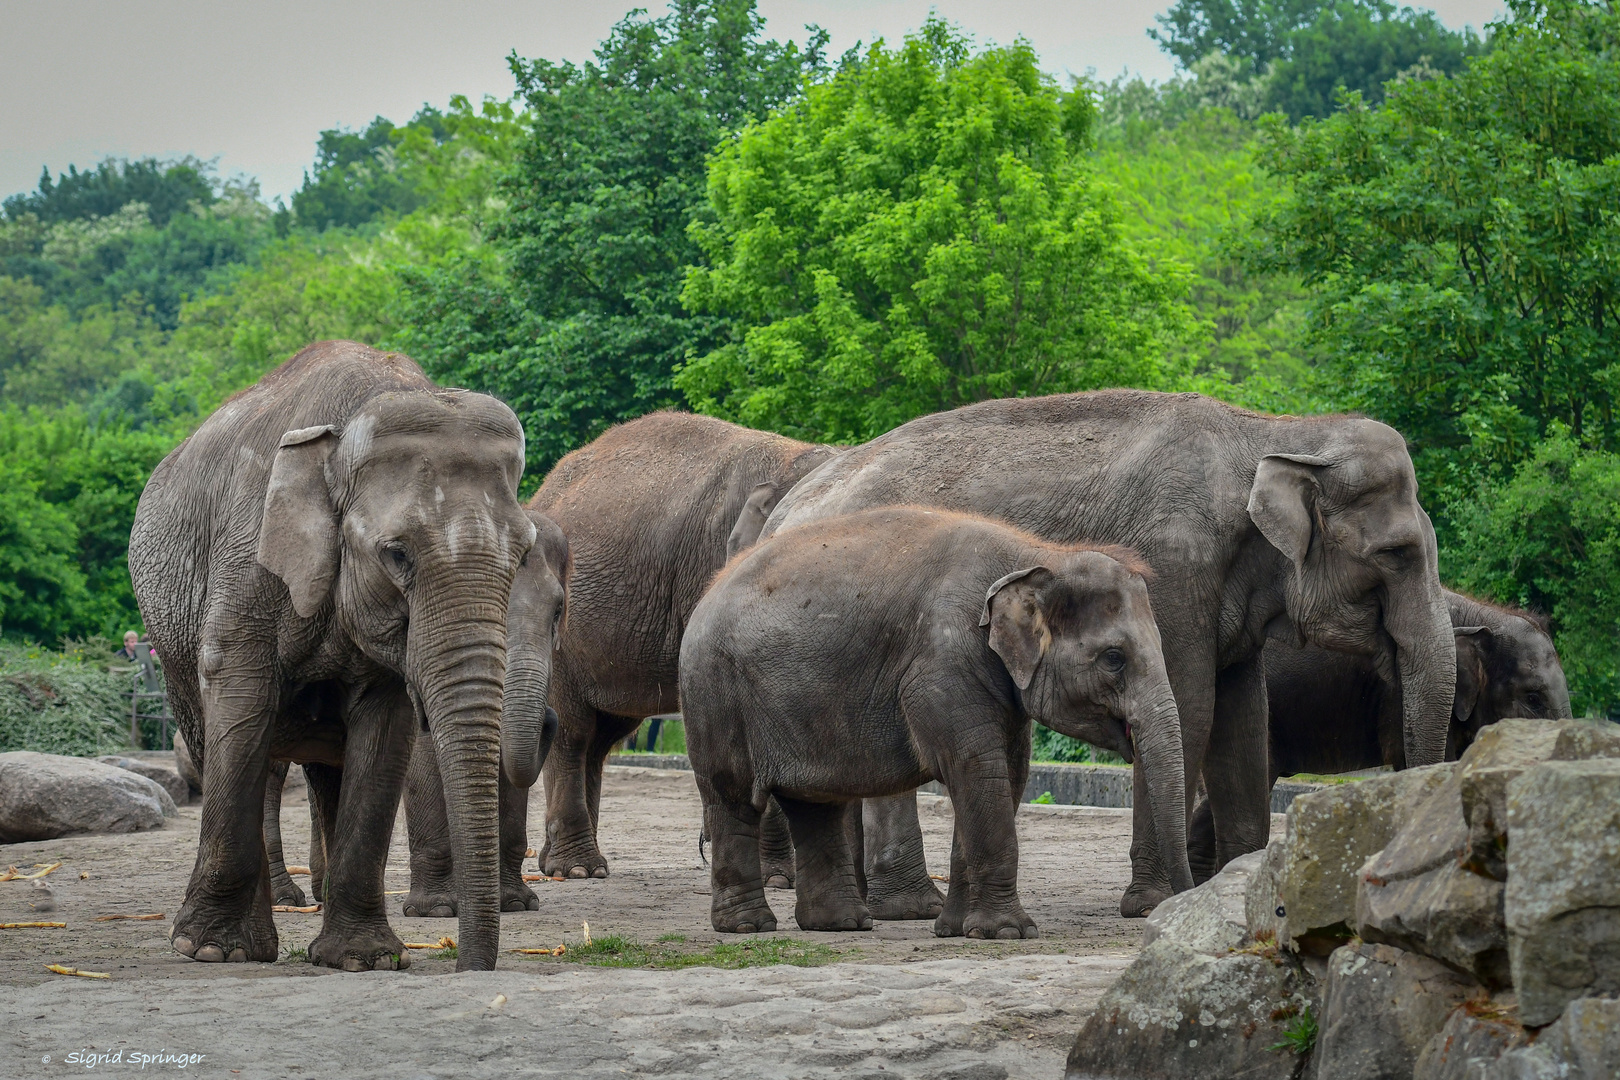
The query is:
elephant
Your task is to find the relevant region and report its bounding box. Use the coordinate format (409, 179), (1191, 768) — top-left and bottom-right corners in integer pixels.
(403, 509), (570, 916)
(763, 389), (1457, 917)
(526, 410), (839, 880)
(682, 507), (1189, 939)
(1187, 590), (1571, 878)
(129, 340), (538, 971)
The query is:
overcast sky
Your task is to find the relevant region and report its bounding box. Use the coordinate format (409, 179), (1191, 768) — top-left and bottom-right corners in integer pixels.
(2, 0), (1507, 205)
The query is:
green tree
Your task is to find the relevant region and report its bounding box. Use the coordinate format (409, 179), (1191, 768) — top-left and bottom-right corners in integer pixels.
(399, 0), (826, 472)
(677, 20), (1201, 443)
(2, 157), (215, 228)
(292, 115), (425, 230)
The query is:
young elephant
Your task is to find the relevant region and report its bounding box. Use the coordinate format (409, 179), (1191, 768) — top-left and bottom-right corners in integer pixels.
(681, 507), (1190, 940)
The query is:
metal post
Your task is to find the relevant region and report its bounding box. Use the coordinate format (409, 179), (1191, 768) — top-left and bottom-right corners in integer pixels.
(130, 684), (141, 750)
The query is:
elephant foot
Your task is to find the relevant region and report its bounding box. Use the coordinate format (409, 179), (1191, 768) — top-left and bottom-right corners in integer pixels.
(764, 874), (793, 890)
(963, 904), (1038, 940)
(402, 885), (457, 919)
(794, 894), (873, 933)
(309, 922), (411, 971)
(1119, 881), (1170, 919)
(712, 892), (778, 935)
(866, 876), (945, 921)
(541, 834), (609, 880)
(271, 879), (308, 908)
(502, 879), (540, 913)
(171, 898), (278, 964)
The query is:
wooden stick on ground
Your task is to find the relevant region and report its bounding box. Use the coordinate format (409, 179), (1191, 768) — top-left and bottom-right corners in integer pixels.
(45, 964), (110, 979)
(93, 913), (165, 921)
(2, 921), (67, 929)
(271, 904), (320, 914)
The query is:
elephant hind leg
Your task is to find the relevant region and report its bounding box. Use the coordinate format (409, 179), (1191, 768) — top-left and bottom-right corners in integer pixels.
(538, 698), (633, 880)
(779, 797), (871, 932)
(304, 763), (338, 906)
(759, 796), (795, 888)
(263, 761), (307, 907)
(862, 792), (944, 920)
(403, 733), (456, 918)
(703, 783), (776, 934)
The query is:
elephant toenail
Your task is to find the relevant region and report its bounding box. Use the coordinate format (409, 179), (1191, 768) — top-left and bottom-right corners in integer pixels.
(226, 948), (248, 962)
(342, 956), (369, 972)
(397, 950), (411, 970)
(765, 876), (791, 889)
(172, 936), (195, 957)
(195, 944), (225, 962)
(568, 866), (588, 879)
(1024, 926), (1040, 939)
(966, 928), (985, 939)
(591, 867), (607, 878)
(374, 956), (394, 971)
(996, 927), (1021, 939)
(431, 905), (454, 918)
(736, 922), (756, 933)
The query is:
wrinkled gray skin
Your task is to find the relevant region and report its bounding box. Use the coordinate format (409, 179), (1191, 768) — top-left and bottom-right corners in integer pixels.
(683, 507), (1188, 939)
(129, 341), (535, 972)
(403, 510), (569, 916)
(1187, 590), (1571, 878)
(529, 411), (840, 879)
(764, 390), (1457, 917)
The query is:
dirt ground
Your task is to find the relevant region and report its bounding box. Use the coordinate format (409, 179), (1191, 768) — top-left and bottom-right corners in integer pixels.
(0, 762), (1225, 1079)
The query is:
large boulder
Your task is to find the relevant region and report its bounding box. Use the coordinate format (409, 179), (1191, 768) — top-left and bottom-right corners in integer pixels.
(1504, 758), (1620, 1027)
(1280, 764), (1454, 952)
(1485, 997), (1620, 1079)
(1245, 838), (1288, 945)
(1414, 1003), (1527, 1080)
(1067, 854), (1312, 1080)
(0, 751), (173, 842)
(1458, 719), (1620, 881)
(1311, 942), (1487, 1080)
(1357, 770), (1510, 987)
(98, 755), (189, 807)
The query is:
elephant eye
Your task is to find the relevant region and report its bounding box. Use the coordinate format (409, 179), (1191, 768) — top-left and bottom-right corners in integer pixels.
(1524, 692), (1545, 713)
(1100, 648), (1127, 673)
(1375, 544), (1414, 565)
(383, 543), (412, 574)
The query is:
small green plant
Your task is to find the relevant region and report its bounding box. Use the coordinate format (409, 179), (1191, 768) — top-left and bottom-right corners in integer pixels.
(1032, 791), (1056, 805)
(656, 932), (687, 943)
(1269, 1004), (1317, 1056)
(543, 934), (839, 970)
(281, 946), (308, 962)
(435, 945), (457, 960)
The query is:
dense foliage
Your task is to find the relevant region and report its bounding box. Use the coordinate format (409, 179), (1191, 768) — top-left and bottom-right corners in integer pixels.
(0, 640), (131, 756)
(397, 0), (827, 470)
(676, 20), (1201, 442)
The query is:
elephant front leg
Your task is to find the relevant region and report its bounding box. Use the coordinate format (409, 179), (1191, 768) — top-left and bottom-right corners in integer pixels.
(779, 797), (871, 932)
(538, 701), (621, 879)
(759, 796), (795, 888)
(263, 761), (308, 907)
(403, 734), (456, 918)
(862, 792), (945, 920)
(703, 781), (776, 934)
(1203, 658), (1272, 872)
(172, 643), (281, 964)
(309, 684), (414, 972)
(934, 754), (1036, 940)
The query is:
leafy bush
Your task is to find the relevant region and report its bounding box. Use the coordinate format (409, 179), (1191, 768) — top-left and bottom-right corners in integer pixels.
(0, 640), (131, 756)
(1031, 723), (1128, 765)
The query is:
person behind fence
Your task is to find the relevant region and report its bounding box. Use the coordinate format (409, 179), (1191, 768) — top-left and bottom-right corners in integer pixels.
(117, 631), (141, 663)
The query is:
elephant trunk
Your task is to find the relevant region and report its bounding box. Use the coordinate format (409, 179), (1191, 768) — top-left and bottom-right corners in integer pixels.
(408, 578), (508, 973)
(1133, 687), (1194, 896)
(500, 639), (554, 789)
(1389, 588), (1458, 769)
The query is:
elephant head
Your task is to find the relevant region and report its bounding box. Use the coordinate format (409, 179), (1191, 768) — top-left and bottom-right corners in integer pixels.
(982, 549), (1193, 895)
(1448, 613), (1572, 757)
(500, 510), (569, 788)
(1248, 420), (1456, 769)
(256, 388), (533, 971)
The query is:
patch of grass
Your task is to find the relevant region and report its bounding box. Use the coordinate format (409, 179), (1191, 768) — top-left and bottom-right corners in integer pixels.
(281, 946), (308, 963)
(538, 934), (840, 970)
(1268, 1004), (1317, 1056)
(435, 945), (457, 960)
(1031, 791), (1056, 805)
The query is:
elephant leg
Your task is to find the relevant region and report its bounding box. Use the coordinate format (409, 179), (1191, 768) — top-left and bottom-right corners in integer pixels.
(304, 763), (338, 905)
(172, 652), (282, 963)
(759, 796), (796, 889)
(778, 797), (871, 932)
(934, 750), (1036, 940)
(1203, 658), (1272, 873)
(539, 695), (627, 879)
(1187, 785), (1217, 885)
(703, 779), (776, 934)
(585, 712), (640, 835)
(498, 773), (537, 912)
(862, 792), (945, 921)
(933, 825), (970, 937)
(263, 761), (307, 906)
(308, 684), (414, 972)
(403, 733), (456, 918)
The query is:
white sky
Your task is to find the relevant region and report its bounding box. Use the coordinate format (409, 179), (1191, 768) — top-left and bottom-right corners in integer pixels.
(2, 0), (1508, 205)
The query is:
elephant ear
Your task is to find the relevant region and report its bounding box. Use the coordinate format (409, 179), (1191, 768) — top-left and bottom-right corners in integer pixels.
(1452, 626), (1491, 723)
(256, 425), (340, 618)
(1248, 453), (1334, 571)
(980, 567), (1054, 691)
(726, 482), (780, 560)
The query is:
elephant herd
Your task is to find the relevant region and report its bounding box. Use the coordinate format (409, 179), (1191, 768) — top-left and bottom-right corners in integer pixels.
(128, 340), (1572, 973)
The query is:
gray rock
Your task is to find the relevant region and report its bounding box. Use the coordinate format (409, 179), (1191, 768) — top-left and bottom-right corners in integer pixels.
(1064, 937), (1313, 1080)
(1485, 997), (1620, 1080)
(1313, 942), (1488, 1080)
(1246, 837), (1288, 944)
(1358, 770), (1510, 987)
(1504, 759), (1620, 1027)
(1458, 719), (1620, 881)
(1280, 764), (1454, 952)
(1142, 849), (1261, 955)
(1414, 1002), (1526, 1080)
(0, 750), (171, 842)
(170, 729), (202, 798)
(98, 755), (188, 808)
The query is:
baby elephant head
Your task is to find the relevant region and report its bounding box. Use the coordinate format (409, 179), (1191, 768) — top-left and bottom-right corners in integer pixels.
(1448, 616), (1572, 757)
(981, 548), (1192, 894)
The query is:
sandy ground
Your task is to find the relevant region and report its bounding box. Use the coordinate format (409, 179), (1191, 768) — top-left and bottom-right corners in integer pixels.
(0, 763), (1227, 1079)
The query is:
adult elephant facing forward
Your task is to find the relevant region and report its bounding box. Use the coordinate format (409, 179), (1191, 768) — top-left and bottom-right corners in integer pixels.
(765, 390), (1456, 917)
(530, 411), (838, 879)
